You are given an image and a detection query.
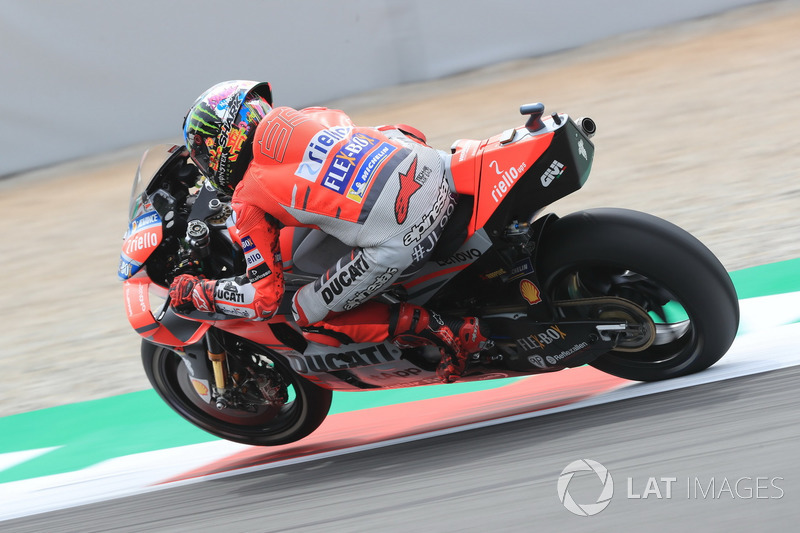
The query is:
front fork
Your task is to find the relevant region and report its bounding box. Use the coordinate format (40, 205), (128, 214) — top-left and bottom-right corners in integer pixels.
(174, 332), (230, 409)
(206, 331), (228, 392)
(197, 331), (289, 410)
(174, 333), (231, 408)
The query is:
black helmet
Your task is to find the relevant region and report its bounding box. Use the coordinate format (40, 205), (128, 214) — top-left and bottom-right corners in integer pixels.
(183, 80), (272, 194)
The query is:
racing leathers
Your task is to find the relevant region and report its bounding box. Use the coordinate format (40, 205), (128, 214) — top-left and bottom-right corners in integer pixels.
(216, 106), (452, 324)
(170, 106), (490, 381)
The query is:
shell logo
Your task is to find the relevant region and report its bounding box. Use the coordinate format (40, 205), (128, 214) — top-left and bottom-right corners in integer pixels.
(520, 279), (542, 305)
(191, 379), (209, 396)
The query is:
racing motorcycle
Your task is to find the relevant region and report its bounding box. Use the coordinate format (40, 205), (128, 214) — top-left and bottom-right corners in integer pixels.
(119, 103), (740, 446)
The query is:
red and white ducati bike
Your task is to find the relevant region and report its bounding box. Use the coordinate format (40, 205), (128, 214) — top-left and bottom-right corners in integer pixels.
(119, 103), (739, 445)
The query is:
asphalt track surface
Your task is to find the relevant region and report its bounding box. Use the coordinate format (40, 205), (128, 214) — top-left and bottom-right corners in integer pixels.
(4, 365), (797, 532)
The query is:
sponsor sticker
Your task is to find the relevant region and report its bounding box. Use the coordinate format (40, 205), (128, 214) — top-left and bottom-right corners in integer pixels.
(394, 156), (427, 223)
(509, 258), (534, 280)
(578, 139), (588, 160)
(294, 126), (352, 182)
(317, 254), (371, 305)
(241, 235), (263, 266)
(540, 160), (566, 187)
(402, 178), (452, 246)
(124, 229), (160, 256)
(119, 209), (162, 280)
(520, 278), (542, 305)
(241, 235), (272, 282)
(130, 211), (161, 233)
(192, 380), (209, 396)
(481, 268), (507, 280)
(320, 132), (380, 194)
(117, 254), (143, 281)
(215, 280), (246, 304)
(489, 160), (527, 203)
(288, 343), (399, 374)
(215, 280), (258, 317)
(528, 354), (547, 368)
(436, 248), (483, 267)
(516, 325), (567, 352)
(343, 267), (399, 310)
(347, 142), (397, 204)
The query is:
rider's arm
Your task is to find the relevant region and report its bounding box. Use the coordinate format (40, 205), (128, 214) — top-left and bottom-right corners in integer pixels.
(224, 200), (285, 320)
(169, 202), (284, 319)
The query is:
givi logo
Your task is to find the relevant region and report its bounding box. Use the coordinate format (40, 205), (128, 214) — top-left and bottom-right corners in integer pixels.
(540, 160), (566, 187)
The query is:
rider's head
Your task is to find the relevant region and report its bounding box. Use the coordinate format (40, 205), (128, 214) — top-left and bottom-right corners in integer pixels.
(183, 80), (273, 194)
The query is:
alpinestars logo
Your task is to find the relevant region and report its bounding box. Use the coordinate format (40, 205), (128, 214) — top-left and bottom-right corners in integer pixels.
(394, 156), (421, 224)
(540, 160), (566, 187)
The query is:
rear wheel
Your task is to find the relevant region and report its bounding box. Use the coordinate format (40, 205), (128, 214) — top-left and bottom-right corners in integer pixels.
(537, 208), (739, 381)
(142, 340), (332, 446)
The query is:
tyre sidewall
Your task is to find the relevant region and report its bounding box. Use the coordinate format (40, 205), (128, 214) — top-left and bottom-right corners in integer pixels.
(537, 208), (739, 380)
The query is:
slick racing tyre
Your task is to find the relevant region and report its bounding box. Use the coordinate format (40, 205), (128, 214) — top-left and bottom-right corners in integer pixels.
(537, 208), (740, 381)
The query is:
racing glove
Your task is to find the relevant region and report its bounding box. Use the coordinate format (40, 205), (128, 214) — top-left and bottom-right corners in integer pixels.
(169, 274), (216, 313)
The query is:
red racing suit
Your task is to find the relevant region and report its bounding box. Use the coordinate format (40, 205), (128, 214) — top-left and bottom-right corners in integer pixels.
(210, 106), (455, 339)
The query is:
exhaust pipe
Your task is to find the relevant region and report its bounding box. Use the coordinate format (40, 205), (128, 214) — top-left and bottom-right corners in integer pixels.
(577, 117), (596, 138)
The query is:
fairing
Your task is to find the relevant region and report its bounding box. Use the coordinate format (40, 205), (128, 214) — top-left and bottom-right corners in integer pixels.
(119, 144), (211, 347)
(118, 145), (185, 281)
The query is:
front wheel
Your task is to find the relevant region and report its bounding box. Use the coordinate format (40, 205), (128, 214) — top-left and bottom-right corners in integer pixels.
(142, 340), (332, 446)
(537, 208), (739, 381)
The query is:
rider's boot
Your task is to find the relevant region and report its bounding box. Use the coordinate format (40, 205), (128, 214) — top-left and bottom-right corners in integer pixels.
(389, 303), (491, 383)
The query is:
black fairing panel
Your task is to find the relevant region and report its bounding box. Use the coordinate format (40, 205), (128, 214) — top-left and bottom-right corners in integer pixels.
(484, 120), (594, 237)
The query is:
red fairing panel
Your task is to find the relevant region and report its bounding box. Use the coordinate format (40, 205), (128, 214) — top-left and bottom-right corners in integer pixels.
(123, 277), (209, 347)
(450, 129), (554, 234)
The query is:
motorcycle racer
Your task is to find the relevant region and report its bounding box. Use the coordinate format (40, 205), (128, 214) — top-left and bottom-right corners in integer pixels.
(170, 80), (490, 382)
